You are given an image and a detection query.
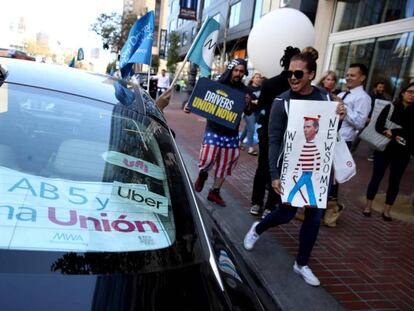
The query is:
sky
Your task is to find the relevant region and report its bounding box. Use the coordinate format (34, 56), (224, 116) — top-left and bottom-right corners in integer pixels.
(2, 0), (124, 70)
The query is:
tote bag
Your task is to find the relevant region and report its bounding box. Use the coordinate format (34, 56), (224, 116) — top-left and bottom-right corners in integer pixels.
(333, 135), (356, 183)
(359, 103), (400, 151)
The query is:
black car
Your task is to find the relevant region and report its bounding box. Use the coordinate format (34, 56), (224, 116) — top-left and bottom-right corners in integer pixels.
(0, 59), (274, 311)
(134, 71), (158, 99)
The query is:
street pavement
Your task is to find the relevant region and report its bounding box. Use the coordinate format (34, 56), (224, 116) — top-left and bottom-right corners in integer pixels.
(164, 91), (414, 311)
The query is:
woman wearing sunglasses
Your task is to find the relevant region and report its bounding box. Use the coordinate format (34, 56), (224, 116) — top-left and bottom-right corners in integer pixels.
(363, 82), (414, 221)
(243, 50), (346, 286)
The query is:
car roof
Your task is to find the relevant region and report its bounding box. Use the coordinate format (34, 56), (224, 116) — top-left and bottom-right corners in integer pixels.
(0, 57), (168, 127)
(0, 57), (119, 105)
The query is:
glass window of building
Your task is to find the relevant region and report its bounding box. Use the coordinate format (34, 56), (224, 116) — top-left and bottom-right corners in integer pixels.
(229, 2), (241, 28)
(182, 31), (189, 46)
(170, 20), (176, 32)
(280, 0), (290, 7)
(333, 0), (414, 33)
(191, 26), (197, 40)
(329, 31), (414, 98)
(253, 0), (263, 25)
(213, 13), (220, 23)
(204, 0), (211, 9)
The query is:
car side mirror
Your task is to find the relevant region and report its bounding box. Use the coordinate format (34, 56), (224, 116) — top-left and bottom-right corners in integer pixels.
(0, 64), (8, 83)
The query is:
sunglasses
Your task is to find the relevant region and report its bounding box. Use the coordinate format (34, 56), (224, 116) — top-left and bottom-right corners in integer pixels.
(287, 70), (305, 79)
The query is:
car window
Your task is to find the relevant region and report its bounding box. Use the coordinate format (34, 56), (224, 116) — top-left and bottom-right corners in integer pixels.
(0, 83), (186, 254)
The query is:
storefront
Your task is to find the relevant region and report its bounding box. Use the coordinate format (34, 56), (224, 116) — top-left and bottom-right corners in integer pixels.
(319, 0), (414, 98)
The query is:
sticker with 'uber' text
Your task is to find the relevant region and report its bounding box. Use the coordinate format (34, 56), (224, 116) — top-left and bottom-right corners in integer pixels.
(112, 181), (168, 216)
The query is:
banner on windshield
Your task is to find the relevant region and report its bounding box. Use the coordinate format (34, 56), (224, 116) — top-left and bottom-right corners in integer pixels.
(0, 166), (174, 252)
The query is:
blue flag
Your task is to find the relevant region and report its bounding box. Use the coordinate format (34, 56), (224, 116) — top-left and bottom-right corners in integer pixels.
(187, 17), (220, 77)
(69, 57), (75, 68)
(77, 48), (84, 61)
(119, 11), (155, 79)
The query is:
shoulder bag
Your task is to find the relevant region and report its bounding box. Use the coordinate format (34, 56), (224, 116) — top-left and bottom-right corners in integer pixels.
(359, 104), (400, 151)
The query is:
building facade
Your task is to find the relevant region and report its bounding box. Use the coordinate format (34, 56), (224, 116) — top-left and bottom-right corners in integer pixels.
(166, 0), (413, 96)
(167, 0), (317, 76)
(315, 0), (414, 97)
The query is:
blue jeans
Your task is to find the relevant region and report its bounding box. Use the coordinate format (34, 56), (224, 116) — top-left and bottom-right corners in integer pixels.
(287, 172), (317, 206)
(255, 205), (324, 266)
(239, 113), (257, 147)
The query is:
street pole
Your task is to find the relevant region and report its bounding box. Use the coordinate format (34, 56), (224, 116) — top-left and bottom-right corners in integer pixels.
(220, 0), (231, 71)
(182, 0), (205, 106)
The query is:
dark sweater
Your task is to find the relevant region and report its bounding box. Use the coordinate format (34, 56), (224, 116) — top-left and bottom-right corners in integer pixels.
(256, 72), (290, 137)
(375, 102), (414, 155)
(268, 87), (331, 181)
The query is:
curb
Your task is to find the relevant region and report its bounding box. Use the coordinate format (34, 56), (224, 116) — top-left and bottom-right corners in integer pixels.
(180, 148), (345, 311)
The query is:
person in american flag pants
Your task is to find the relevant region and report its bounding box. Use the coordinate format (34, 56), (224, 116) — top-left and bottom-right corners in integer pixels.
(193, 58), (252, 206)
(287, 116), (321, 207)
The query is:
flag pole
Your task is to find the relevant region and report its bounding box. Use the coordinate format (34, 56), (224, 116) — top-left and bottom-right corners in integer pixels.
(147, 56), (152, 92)
(167, 17), (210, 91)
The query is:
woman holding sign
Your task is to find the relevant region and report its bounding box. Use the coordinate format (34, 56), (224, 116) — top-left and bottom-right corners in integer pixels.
(243, 51), (346, 286)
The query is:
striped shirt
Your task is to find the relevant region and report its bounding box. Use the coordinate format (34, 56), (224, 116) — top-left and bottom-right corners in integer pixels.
(295, 142), (321, 172)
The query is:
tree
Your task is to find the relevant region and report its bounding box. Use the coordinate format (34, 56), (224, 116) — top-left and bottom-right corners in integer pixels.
(106, 60), (117, 75)
(24, 40), (52, 57)
(151, 54), (159, 73)
(167, 32), (181, 75)
(91, 12), (137, 53)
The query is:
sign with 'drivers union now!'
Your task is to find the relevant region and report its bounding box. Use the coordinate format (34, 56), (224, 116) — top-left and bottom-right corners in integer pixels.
(187, 77), (246, 130)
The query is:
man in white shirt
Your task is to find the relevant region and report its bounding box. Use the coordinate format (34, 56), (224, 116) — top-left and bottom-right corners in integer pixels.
(156, 69), (170, 98)
(338, 63), (371, 149)
(329, 63), (371, 208)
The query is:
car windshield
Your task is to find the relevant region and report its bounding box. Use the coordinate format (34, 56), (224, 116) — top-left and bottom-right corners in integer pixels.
(0, 82), (198, 259)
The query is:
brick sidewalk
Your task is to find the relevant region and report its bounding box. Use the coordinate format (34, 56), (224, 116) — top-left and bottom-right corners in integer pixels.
(164, 93), (414, 311)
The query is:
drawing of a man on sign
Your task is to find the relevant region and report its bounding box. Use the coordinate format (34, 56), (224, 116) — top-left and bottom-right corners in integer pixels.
(280, 100), (339, 209)
(287, 116), (321, 207)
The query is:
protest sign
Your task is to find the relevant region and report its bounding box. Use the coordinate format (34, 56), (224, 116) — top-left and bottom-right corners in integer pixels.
(0, 166), (173, 252)
(187, 77), (245, 129)
(280, 100), (339, 209)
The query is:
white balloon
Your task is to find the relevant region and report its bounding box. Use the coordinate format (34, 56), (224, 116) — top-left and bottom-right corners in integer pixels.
(247, 8), (315, 78)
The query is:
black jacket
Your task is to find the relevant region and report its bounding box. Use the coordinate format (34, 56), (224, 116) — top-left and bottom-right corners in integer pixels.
(256, 72), (290, 138)
(376, 102), (414, 155)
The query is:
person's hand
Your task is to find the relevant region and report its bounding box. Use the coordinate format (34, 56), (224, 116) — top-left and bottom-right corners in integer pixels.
(272, 179), (284, 195)
(155, 88), (172, 112)
(245, 94), (253, 105)
(335, 102), (347, 121)
(183, 102), (191, 113)
(396, 136), (406, 145)
(383, 129), (392, 138)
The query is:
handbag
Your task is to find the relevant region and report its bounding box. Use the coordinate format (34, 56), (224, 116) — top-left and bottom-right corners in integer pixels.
(333, 134), (356, 183)
(359, 104), (400, 151)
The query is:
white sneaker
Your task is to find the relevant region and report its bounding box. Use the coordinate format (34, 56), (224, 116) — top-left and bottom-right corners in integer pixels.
(250, 204), (262, 215)
(293, 261), (320, 286)
(243, 221), (260, 251)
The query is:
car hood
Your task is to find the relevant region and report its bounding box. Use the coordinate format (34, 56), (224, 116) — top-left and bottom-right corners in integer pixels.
(0, 262), (230, 311)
